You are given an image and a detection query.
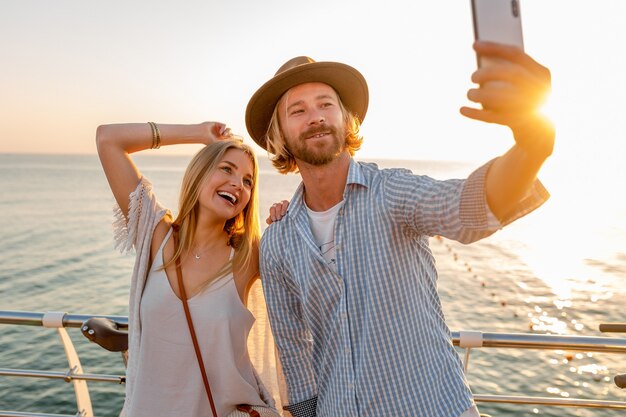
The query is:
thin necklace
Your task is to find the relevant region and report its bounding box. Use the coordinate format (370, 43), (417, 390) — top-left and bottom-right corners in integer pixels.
(192, 246), (208, 260)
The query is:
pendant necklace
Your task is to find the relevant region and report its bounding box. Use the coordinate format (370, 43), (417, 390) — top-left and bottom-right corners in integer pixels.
(193, 246), (206, 260)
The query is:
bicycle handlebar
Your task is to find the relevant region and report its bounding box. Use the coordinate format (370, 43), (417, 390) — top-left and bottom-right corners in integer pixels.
(599, 323), (626, 333)
(81, 317), (128, 352)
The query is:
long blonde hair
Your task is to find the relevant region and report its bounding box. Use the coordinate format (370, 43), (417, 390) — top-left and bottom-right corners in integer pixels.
(164, 140), (260, 283)
(265, 91), (363, 174)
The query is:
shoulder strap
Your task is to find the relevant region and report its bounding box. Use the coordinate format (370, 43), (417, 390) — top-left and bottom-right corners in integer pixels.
(172, 225), (219, 417)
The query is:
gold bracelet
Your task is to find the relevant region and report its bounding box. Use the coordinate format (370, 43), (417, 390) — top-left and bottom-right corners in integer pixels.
(148, 122), (157, 149)
(153, 123), (161, 149)
(148, 122), (161, 149)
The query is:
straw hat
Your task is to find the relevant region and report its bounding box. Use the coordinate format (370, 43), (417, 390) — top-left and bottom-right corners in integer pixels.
(245, 56), (369, 151)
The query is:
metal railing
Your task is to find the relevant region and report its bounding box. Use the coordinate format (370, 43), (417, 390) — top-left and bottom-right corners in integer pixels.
(452, 330), (626, 410)
(0, 310), (127, 329)
(1, 310), (625, 416)
(0, 311), (127, 417)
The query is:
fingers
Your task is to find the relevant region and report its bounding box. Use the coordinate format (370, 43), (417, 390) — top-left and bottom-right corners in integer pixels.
(209, 122), (226, 137)
(266, 200), (290, 225)
(460, 105), (514, 125)
(474, 41), (524, 62)
(474, 41), (547, 72)
(213, 123), (232, 139)
(278, 200), (289, 215)
(466, 44), (551, 114)
(460, 102), (543, 126)
(473, 41), (551, 86)
(201, 122), (245, 144)
(461, 44), (555, 157)
(214, 123), (244, 142)
(221, 127), (233, 138)
(471, 64), (550, 103)
(466, 81), (547, 113)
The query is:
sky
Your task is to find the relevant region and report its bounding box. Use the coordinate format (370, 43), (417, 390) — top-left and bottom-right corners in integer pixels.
(2, 0), (625, 164)
(2, 1), (625, 293)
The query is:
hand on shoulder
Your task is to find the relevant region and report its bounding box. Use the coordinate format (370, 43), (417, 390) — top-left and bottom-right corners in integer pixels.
(266, 200), (290, 225)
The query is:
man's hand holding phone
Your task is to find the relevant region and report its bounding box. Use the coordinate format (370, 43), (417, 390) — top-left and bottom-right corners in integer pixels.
(464, 0), (554, 158)
(462, 41), (554, 158)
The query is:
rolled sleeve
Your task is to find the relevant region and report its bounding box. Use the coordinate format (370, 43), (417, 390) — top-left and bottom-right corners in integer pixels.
(460, 159), (550, 230)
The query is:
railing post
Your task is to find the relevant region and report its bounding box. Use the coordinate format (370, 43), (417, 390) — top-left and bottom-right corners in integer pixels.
(459, 331), (483, 373)
(43, 312), (93, 417)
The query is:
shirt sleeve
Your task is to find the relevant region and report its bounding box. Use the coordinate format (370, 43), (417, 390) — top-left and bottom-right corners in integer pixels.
(385, 159), (549, 244)
(260, 235), (318, 412)
(284, 397), (318, 417)
(458, 158), (549, 239)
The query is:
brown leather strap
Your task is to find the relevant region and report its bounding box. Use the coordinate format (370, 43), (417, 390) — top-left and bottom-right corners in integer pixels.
(236, 405), (261, 417)
(172, 226), (219, 417)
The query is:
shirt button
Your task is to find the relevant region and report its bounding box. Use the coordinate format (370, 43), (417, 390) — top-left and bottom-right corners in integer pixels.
(348, 383), (354, 389)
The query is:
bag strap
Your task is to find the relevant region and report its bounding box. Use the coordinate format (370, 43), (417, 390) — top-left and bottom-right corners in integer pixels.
(172, 226), (219, 417)
(236, 405), (261, 417)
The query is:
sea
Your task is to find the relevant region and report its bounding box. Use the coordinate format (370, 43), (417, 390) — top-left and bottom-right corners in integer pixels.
(0, 153), (624, 417)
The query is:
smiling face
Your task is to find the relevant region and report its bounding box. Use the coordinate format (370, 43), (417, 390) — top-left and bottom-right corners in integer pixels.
(197, 148), (255, 222)
(277, 82), (347, 166)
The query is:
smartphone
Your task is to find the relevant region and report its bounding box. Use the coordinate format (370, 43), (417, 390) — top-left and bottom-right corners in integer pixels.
(471, 0), (524, 68)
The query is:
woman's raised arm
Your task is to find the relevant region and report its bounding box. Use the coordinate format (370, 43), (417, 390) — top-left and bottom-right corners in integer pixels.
(96, 122), (228, 218)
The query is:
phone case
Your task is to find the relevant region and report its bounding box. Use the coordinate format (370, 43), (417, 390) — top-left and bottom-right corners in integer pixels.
(471, 0), (524, 68)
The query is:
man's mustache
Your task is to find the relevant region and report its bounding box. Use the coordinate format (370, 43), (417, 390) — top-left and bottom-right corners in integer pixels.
(299, 125), (338, 140)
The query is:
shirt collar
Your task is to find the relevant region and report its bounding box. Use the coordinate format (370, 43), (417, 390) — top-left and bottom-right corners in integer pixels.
(290, 158), (369, 216)
(346, 158), (368, 188)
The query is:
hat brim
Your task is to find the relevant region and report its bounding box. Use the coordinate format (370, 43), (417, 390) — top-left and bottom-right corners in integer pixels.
(245, 61), (369, 151)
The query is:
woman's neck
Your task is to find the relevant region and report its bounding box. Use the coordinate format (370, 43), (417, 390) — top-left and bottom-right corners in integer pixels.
(192, 218), (230, 250)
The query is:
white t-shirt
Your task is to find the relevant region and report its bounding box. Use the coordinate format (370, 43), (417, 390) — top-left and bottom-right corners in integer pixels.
(305, 200), (344, 272)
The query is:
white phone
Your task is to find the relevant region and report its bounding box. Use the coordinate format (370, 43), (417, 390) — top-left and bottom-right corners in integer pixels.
(471, 0), (524, 68)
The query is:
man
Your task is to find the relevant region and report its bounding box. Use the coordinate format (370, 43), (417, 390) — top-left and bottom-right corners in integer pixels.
(246, 42), (553, 417)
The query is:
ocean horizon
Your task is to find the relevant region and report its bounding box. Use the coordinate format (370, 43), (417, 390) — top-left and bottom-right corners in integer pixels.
(1, 153), (624, 417)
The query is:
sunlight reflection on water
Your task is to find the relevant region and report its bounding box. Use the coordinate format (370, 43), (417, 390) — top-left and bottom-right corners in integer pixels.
(1, 154), (624, 417)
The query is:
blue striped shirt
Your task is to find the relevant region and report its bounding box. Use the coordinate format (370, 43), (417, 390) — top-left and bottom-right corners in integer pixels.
(260, 159), (548, 417)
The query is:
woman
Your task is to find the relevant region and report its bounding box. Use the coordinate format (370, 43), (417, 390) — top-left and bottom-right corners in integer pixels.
(96, 121), (282, 416)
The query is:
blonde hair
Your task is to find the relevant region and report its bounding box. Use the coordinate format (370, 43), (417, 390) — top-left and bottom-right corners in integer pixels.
(265, 91), (363, 174)
(164, 140), (260, 284)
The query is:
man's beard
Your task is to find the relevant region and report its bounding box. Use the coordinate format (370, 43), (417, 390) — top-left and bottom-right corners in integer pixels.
(286, 125), (345, 166)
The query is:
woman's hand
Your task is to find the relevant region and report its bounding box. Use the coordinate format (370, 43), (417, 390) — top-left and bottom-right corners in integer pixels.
(266, 200), (290, 225)
(96, 121), (242, 219)
(199, 121), (238, 145)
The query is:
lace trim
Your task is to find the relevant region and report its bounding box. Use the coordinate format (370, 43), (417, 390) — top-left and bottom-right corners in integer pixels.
(113, 178), (150, 253)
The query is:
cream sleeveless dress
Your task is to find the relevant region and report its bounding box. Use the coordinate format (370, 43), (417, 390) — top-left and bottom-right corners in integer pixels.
(127, 228), (268, 417)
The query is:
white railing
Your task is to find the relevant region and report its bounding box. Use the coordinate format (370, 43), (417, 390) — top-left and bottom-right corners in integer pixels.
(452, 330), (626, 409)
(1, 310), (625, 416)
(0, 311), (127, 417)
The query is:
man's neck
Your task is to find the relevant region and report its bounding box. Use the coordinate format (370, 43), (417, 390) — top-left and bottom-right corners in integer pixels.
(298, 152), (351, 212)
